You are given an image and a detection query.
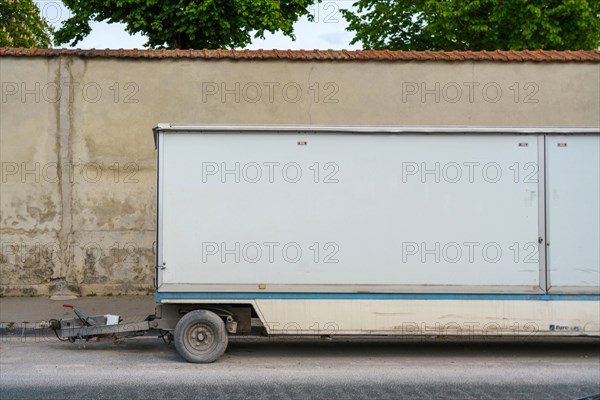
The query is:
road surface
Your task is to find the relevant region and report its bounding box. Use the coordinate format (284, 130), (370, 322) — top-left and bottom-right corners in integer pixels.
(1, 336), (599, 400)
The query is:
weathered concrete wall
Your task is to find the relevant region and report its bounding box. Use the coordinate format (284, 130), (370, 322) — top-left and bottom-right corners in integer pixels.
(1, 54), (599, 296)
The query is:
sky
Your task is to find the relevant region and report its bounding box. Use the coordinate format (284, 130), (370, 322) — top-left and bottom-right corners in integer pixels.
(35, 1), (362, 50)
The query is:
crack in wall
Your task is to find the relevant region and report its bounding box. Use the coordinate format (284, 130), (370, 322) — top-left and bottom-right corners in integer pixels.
(57, 56), (74, 280)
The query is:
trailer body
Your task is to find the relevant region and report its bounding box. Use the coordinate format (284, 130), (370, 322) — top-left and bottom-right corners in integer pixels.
(153, 125), (599, 342)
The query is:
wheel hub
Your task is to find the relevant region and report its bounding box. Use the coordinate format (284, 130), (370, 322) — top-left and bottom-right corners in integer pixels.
(185, 323), (215, 353)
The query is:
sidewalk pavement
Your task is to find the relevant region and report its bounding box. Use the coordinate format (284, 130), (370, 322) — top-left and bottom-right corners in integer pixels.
(0, 295), (156, 331)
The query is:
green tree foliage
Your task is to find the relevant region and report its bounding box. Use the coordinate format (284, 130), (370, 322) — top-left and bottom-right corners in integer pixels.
(0, 0), (53, 47)
(54, 0), (318, 49)
(342, 0), (600, 50)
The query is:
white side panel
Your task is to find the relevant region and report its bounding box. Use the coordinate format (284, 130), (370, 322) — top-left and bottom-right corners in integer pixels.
(252, 299), (600, 336)
(546, 135), (600, 292)
(160, 132), (540, 290)
(160, 298), (600, 337)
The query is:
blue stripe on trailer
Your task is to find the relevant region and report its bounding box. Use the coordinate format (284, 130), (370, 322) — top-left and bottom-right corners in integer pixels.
(156, 292), (600, 301)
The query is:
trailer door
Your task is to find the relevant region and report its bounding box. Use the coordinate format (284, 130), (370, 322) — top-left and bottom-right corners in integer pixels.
(546, 134), (600, 293)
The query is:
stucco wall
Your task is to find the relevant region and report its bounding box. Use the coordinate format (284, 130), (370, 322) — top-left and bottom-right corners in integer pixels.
(0, 55), (599, 296)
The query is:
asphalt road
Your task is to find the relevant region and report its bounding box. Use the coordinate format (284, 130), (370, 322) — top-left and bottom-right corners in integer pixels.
(1, 336), (599, 400)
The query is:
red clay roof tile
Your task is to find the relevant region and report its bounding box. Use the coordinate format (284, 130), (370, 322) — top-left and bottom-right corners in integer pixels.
(0, 47), (599, 62)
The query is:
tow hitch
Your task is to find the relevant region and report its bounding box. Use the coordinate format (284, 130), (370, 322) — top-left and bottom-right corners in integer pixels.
(49, 304), (152, 343)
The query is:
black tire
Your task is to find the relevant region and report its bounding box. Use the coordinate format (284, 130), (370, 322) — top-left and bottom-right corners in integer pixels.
(174, 309), (228, 363)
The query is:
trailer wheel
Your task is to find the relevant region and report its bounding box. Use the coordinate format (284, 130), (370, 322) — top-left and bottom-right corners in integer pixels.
(174, 309), (228, 363)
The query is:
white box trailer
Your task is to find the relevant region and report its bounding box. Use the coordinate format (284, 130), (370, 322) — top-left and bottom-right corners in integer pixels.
(51, 124), (600, 363)
(153, 124), (600, 361)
